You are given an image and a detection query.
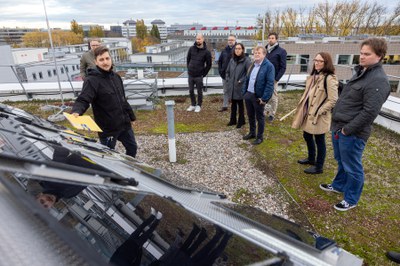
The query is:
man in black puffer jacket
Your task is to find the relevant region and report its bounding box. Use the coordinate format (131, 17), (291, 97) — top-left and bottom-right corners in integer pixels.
(186, 33), (212, 113)
(72, 46), (137, 158)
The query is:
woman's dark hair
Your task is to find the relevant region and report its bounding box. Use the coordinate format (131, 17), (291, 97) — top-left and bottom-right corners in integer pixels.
(311, 52), (335, 75)
(232, 43), (245, 61)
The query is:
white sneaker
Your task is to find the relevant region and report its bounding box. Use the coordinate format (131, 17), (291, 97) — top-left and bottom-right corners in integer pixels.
(194, 105), (201, 112)
(187, 105), (196, 111)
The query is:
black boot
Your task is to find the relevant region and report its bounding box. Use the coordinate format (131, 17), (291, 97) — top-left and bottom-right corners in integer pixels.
(297, 158), (315, 165)
(387, 251), (400, 263)
(304, 166), (323, 174)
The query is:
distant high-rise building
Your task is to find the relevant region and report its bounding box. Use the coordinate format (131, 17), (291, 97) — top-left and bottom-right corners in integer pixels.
(122, 20), (137, 38)
(110, 26), (123, 37)
(0, 28), (40, 46)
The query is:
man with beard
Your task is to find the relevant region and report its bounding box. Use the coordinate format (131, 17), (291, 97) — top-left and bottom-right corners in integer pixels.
(186, 33), (212, 113)
(72, 46), (138, 158)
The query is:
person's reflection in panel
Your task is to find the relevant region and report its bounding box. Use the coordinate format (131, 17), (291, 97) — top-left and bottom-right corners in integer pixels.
(27, 145), (104, 209)
(110, 207), (162, 266)
(154, 224), (232, 266)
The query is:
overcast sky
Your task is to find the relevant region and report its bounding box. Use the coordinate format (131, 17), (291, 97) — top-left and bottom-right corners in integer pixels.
(0, 0), (398, 29)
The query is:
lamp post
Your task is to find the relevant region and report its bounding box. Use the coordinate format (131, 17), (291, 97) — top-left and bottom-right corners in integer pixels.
(42, 0), (67, 122)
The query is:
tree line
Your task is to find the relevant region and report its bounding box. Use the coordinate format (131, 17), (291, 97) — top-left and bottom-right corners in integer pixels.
(256, 0), (400, 38)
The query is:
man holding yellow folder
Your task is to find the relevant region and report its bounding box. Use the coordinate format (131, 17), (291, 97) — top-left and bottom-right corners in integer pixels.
(72, 46), (137, 158)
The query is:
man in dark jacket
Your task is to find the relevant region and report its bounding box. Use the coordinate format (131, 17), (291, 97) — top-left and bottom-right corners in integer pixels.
(320, 38), (391, 211)
(242, 46), (275, 145)
(186, 34), (212, 113)
(72, 46), (138, 158)
(265, 32), (287, 122)
(217, 35), (236, 112)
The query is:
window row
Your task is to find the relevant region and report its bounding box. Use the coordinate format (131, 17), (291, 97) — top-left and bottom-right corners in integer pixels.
(31, 65), (80, 80)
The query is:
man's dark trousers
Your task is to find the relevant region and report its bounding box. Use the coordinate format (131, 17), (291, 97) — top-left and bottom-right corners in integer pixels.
(99, 127), (137, 158)
(188, 76), (203, 106)
(244, 92), (265, 139)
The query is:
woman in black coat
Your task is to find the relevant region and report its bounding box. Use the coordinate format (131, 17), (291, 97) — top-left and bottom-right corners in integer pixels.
(225, 43), (252, 128)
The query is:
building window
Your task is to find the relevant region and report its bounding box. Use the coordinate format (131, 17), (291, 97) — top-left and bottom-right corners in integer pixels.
(383, 55), (400, 65)
(300, 54), (309, 73)
(53, 69), (57, 75)
(32, 73), (37, 80)
(72, 65), (75, 71)
(147, 56), (152, 63)
(286, 55), (296, 65)
(47, 70), (52, 77)
(352, 55), (360, 65)
(338, 55), (351, 65)
(65, 66), (69, 73)
(61, 68), (64, 74)
(76, 64), (79, 69)
(38, 72), (43, 79)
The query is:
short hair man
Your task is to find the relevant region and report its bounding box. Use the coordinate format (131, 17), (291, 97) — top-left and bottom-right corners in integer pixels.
(264, 32), (287, 122)
(320, 38), (391, 211)
(72, 46), (138, 158)
(218, 34), (236, 112)
(80, 38), (101, 80)
(242, 46), (275, 145)
(186, 33), (212, 113)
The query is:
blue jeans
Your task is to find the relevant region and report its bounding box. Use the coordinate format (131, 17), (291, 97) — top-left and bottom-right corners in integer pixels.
(99, 127), (137, 158)
(331, 131), (366, 205)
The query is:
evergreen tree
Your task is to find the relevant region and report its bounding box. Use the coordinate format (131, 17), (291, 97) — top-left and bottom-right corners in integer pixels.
(150, 24), (160, 40)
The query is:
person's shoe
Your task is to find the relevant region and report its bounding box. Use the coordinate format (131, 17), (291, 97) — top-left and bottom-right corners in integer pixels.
(187, 105), (196, 111)
(243, 133), (256, 140)
(319, 184), (341, 193)
(297, 158), (315, 165)
(386, 251), (400, 263)
(218, 107), (228, 112)
(236, 123), (245, 128)
(156, 211), (163, 220)
(194, 105), (201, 112)
(227, 121), (236, 126)
(334, 200), (356, 211)
(268, 115), (274, 122)
(304, 166), (323, 174)
(252, 138), (263, 145)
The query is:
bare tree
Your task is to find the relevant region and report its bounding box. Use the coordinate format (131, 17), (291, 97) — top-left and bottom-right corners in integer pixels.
(281, 8), (300, 37)
(299, 6), (317, 34)
(314, 0), (343, 35)
(337, 0), (361, 36)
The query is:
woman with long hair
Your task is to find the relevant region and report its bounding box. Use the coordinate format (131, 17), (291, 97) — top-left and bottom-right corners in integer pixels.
(225, 43), (252, 128)
(292, 52), (338, 174)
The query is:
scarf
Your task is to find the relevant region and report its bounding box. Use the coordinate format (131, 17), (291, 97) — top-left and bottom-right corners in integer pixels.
(267, 42), (278, 53)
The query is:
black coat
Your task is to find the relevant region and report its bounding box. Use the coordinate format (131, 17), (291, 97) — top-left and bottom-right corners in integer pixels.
(265, 44), (287, 82)
(218, 44), (235, 79)
(186, 42), (212, 78)
(72, 67), (136, 137)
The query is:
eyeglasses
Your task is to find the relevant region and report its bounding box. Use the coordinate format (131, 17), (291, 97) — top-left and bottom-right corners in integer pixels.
(313, 59), (325, 63)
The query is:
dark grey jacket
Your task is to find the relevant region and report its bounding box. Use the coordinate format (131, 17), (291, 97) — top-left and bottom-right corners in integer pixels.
(331, 62), (390, 141)
(225, 56), (251, 100)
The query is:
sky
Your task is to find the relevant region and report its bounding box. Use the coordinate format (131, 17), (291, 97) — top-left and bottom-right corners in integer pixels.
(0, 0), (398, 30)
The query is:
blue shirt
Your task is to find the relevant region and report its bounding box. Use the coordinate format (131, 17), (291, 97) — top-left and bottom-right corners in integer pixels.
(247, 62), (261, 93)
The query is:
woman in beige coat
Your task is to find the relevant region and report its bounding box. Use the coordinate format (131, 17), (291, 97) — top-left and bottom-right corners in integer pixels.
(292, 52), (338, 174)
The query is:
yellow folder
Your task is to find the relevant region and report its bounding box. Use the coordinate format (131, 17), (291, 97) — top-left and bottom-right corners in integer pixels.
(63, 112), (103, 132)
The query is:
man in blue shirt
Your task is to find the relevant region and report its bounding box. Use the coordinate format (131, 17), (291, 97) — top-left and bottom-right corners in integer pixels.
(242, 46), (275, 145)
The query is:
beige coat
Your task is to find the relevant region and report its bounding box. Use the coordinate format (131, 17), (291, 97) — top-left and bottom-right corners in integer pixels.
(292, 73), (338, 135)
